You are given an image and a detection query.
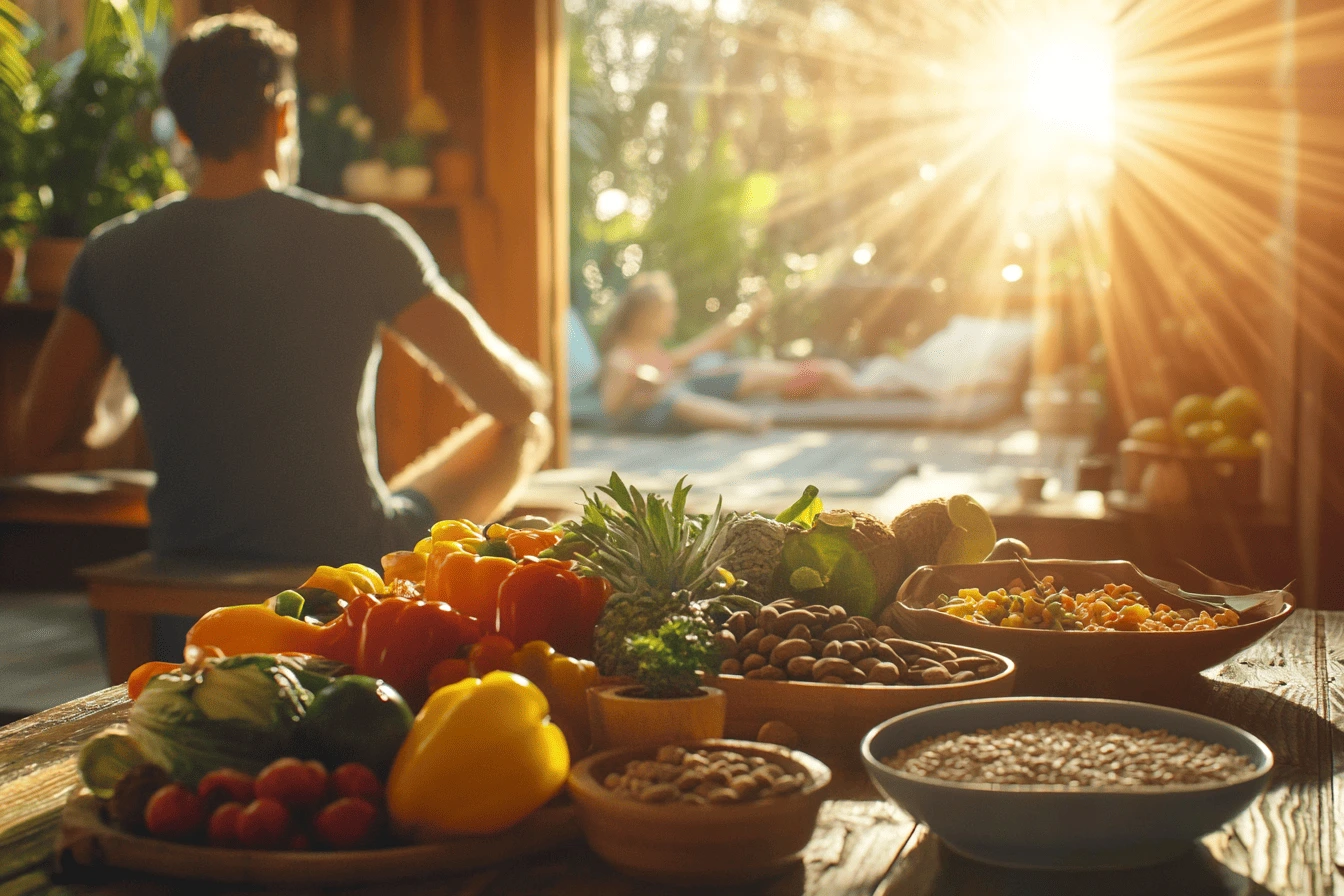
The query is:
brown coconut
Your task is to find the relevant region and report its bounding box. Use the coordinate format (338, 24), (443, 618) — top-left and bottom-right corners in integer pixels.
(889, 499), (954, 584)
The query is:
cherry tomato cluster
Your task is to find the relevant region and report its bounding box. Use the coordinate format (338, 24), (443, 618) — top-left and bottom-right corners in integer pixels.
(142, 759), (384, 850)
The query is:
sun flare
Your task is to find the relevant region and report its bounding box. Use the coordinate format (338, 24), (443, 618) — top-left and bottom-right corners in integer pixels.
(1022, 32), (1116, 144)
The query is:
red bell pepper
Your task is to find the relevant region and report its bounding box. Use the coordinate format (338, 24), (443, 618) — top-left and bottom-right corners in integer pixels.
(496, 559), (611, 660)
(353, 597), (481, 705)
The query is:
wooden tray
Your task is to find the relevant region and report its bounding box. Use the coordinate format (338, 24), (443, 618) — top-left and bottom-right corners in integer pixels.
(884, 559), (1293, 698)
(56, 790), (581, 886)
(711, 643), (1015, 760)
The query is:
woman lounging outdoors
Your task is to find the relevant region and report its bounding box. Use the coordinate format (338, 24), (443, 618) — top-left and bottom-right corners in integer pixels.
(598, 272), (868, 433)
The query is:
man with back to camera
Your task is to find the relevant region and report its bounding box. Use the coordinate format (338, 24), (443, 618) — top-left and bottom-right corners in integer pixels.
(18, 13), (552, 576)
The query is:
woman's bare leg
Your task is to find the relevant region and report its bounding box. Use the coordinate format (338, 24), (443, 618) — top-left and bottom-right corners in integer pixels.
(726, 358), (868, 399)
(387, 411), (553, 522)
(671, 393), (770, 432)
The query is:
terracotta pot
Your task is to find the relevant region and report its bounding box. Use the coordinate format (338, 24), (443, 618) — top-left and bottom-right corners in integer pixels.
(26, 236), (84, 297)
(587, 684), (726, 750)
(0, 245), (22, 300)
(434, 149), (476, 194)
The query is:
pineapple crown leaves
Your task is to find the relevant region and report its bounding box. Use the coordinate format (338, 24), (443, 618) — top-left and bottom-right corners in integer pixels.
(560, 473), (733, 598)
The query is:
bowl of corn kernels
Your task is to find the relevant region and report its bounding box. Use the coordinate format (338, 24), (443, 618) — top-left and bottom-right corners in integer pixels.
(861, 697), (1273, 869)
(880, 559), (1292, 697)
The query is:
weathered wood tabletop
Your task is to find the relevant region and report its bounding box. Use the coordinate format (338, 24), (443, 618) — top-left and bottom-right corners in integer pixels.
(1, 609), (1340, 896)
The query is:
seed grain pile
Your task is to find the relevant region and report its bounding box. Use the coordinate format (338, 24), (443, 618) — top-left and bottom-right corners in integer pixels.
(884, 721), (1257, 787)
(604, 745), (808, 805)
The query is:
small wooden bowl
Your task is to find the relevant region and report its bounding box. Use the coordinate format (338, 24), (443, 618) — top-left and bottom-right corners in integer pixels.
(713, 644), (1015, 760)
(568, 739), (831, 884)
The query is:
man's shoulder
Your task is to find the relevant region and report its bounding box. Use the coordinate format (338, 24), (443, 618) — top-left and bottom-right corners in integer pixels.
(85, 192), (189, 247)
(276, 186), (411, 233)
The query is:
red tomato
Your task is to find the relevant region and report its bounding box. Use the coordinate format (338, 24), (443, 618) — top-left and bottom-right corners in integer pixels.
(313, 797), (378, 850)
(235, 799), (291, 850)
(198, 769), (255, 808)
(255, 758), (328, 809)
(144, 784), (205, 840)
(207, 802), (243, 847)
(330, 763), (382, 802)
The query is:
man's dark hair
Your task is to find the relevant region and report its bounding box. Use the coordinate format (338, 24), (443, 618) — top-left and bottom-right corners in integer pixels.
(161, 11), (298, 161)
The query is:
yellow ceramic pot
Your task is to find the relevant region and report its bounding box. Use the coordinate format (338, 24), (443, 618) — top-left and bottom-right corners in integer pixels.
(587, 684), (726, 750)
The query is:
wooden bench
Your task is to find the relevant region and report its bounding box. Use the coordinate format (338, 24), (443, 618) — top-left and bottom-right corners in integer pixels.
(79, 551), (314, 683)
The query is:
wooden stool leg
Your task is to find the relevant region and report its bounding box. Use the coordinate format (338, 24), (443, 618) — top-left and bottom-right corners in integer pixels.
(103, 611), (153, 684)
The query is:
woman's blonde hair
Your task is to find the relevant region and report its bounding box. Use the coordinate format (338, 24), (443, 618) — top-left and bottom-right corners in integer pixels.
(599, 271), (677, 353)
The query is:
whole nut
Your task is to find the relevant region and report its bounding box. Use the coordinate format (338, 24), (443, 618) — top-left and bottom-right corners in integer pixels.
(739, 628), (765, 655)
(769, 597), (802, 610)
(839, 640), (869, 663)
(758, 605), (781, 631)
(714, 629), (737, 656)
(851, 616), (877, 637)
(720, 658), (742, 675)
(886, 638), (940, 660)
(758, 634), (783, 656)
(935, 646), (959, 663)
(823, 622), (863, 641)
(747, 665), (787, 680)
(950, 670), (977, 683)
(727, 611), (754, 640)
(874, 642), (901, 664)
(770, 638), (812, 666)
(786, 655), (817, 679)
(675, 770), (704, 791)
(639, 783), (680, 803)
(828, 605), (848, 624)
(818, 675), (846, 684)
(822, 640), (843, 658)
(707, 787), (740, 805)
(856, 656), (881, 674)
(757, 720), (800, 748)
(787, 623), (813, 641)
(803, 604), (831, 615)
(742, 653), (768, 672)
(810, 638), (827, 655)
(875, 625), (898, 640)
(775, 609), (816, 634)
(812, 657), (857, 680)
(922, 665), (953, 685)
(868, 661), (902, 684)
(838, 665), (868, 684)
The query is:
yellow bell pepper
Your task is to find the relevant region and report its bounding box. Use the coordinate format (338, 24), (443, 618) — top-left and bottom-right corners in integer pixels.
(184, 604), (329, 658)
(387, 671), (569, 839)
(301, 563), (386, 602)
(509, 640), (599, 756)
(430, 519), (483, 543)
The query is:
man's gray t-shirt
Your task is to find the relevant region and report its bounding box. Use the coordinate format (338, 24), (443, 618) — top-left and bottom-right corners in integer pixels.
(63, 186), (439, 564)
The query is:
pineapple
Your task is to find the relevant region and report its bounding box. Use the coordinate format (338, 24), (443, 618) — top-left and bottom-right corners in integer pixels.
(560, 474), (740, 676)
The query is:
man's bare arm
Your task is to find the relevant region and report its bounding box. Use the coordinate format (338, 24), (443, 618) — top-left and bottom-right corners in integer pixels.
(389, 288), (551, 425)
(16, 308), (115, 464)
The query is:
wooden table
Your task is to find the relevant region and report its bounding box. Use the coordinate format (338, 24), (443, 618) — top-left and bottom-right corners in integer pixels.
(2, 609), (1341, 895)
(80, 552), (315, 683)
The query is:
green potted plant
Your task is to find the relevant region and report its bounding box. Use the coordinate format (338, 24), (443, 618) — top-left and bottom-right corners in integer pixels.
(587, 616), (727, 749)
(382, 132), (431, 201)
(24, 0), (184, 296)
(0, 0), (36, 298)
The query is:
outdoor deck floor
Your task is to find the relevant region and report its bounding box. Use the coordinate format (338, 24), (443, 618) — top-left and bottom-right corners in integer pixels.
(523, 417), (1093, 519)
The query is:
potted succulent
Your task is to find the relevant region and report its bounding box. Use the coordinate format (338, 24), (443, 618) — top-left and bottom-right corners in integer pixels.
(382, 133), (432, 201)
(587, 616), (727, 750)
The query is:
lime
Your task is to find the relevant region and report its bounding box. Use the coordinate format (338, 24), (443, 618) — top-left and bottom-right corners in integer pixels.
(1170, 394), (1214, 444)
(1212, 386), (1264, 438)
(1183, 419), (1226, 449)
(1206, 435), (1260, 459)
(298, 676), (413, 778)
(1128, 417), (1172, 445)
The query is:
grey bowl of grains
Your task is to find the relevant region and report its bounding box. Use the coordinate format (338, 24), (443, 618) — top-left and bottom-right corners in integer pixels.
(861, 697), (1273, 870)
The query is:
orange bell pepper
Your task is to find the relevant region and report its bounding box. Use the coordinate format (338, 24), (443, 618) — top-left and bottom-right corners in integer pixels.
(382, 550), (428, 584)
(423, 541), (515, 631)
(301, 563), (386, 602)
(497, 559), (611, 659)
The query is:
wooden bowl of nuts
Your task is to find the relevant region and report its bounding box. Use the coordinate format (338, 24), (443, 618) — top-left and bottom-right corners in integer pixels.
(709, 598), (1015, 759)
(861, 697), (1273, 869)
(567, 739), (831, 884)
